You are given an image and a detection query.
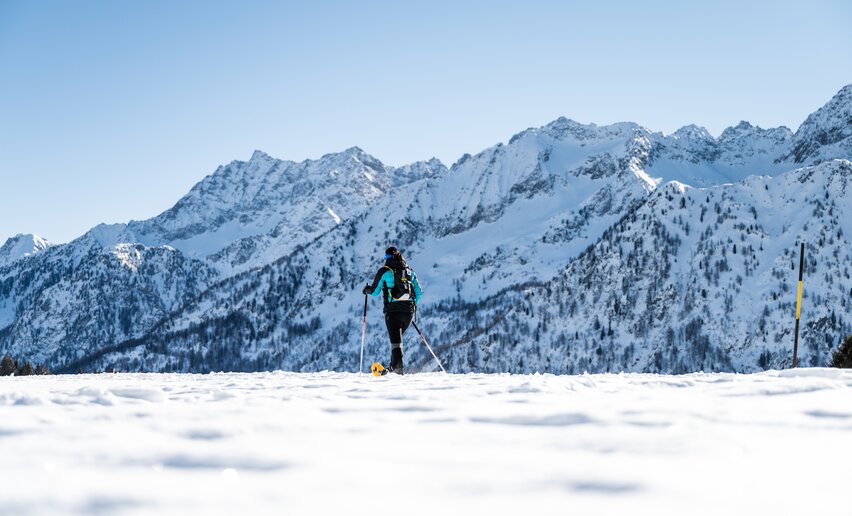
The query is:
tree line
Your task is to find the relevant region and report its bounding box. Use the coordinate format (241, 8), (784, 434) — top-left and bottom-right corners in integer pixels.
(0, 354), (50, 376)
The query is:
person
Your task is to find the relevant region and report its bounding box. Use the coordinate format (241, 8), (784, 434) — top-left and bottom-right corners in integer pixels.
(362, 247), (422, 374)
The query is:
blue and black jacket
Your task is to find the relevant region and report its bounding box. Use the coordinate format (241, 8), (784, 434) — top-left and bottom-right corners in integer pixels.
(365, 256), (422, 314)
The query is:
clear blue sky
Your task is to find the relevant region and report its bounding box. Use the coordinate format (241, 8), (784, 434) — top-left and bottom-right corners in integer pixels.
(1, 0), (850, 244)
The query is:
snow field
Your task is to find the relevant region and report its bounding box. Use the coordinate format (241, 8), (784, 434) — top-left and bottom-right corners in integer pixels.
(1, 369), (851, 515)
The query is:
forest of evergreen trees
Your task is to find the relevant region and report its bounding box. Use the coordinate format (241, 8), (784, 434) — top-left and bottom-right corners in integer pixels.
(0, 354), (50, 376)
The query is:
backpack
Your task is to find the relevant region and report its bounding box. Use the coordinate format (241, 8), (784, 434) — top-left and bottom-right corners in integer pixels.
(385, 265), (414, 302)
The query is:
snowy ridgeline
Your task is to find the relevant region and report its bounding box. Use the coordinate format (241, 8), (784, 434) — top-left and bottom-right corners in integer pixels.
(0, 85), (850, 374)
(1, 370), (851, 515)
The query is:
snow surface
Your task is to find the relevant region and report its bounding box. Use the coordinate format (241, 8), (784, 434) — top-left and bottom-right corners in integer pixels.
(1, 369), (850, 515)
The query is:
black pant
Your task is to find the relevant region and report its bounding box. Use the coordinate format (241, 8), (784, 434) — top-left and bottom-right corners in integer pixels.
(384, 311), (413, 348)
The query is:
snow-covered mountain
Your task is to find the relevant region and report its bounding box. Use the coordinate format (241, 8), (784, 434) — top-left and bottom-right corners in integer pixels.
(0, 236), (218, 368)
(2, 85), (851, 374)
(423, 160), (852, 373)
(0, 233), (51, 268)
(782, 84), (852, 164)
(80, 159), (851, 374)
(87, 147), (448, 274)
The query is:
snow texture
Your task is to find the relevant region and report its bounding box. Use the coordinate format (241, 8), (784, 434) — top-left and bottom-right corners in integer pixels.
(1, 369), (850, 515)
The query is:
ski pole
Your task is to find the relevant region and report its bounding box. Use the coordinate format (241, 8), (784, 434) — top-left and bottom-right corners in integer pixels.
(359, 294), (368, 374)
(411, 321), (446, 373)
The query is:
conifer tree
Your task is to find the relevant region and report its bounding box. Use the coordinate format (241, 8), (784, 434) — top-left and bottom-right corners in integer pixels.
(0, 355), (16, 376)
(829, 335), (852, 368)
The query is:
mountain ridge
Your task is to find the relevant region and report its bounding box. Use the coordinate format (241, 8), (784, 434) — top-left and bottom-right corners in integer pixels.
(2, 85), (851, 373)
(0, 234), (51, 268)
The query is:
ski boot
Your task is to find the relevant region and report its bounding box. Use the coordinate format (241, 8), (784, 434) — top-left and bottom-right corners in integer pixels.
(388, 347), (404, 375)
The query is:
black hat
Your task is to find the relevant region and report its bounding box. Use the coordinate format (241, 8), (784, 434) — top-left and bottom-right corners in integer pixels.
(385, 247), (399, 256)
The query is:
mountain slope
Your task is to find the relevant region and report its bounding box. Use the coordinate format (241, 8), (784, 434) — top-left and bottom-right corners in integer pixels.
(88, 147), (448, 274)
(424, 160), (852, 373)
(782, 84), (852, 164)
(75, 160), (851, 374)
(4, 85), (852, 374)
(0, 236), (218, 367)
(0, 234), (51, 268)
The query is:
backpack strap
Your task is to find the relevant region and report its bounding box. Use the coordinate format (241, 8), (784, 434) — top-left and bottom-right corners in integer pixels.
(380, 266), (393, 303)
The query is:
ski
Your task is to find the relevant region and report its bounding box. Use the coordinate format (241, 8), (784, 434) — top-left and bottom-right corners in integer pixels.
(371, 362), (405, 376)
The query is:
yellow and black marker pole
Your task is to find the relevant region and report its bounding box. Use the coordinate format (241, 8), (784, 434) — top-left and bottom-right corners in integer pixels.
(792, 242), (805, 368)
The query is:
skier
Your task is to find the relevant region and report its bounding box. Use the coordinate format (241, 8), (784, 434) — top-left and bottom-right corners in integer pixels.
(362, 247), (422, 374)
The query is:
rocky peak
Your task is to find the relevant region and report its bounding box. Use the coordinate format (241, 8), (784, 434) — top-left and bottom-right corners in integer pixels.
(541, 117), (639, 142)
(542, 117), (600, 141)
(660, 124), (719, 163)
(718, 121), (757, 142)
(389, 158), (449, 186)
(671, 124), (715, 143)
(249, 149), (272, 162)
(715, 122), (793, 166)
(0, 233), (52, 268)
(784, 84), (852, 164)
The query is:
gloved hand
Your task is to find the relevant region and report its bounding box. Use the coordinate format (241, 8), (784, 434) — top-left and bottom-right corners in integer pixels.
(362, 284), (372, 295)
